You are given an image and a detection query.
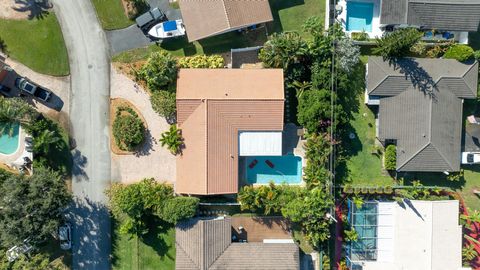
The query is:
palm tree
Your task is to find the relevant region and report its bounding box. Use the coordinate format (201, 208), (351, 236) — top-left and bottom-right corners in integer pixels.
(462, 244), (478, 262)
(159, 124), (182, 155)
(33, 129), (61, 155)
(289, 80), (312, 98)
(0, 97), (38, 136)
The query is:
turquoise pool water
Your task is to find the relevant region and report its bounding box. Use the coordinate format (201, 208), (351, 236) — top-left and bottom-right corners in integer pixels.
(0, 123), (20, 155)
(245, 155), (302, 185)
(346, 1), (374, 32)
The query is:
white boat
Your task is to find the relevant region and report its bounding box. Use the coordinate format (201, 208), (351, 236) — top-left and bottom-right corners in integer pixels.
(148, 20), (186, 39)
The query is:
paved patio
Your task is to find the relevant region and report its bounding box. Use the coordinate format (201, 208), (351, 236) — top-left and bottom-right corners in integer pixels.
(110, 65), (175, 184)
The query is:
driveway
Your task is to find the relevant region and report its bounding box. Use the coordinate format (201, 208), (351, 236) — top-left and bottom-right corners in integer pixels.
(106, 0), (181, 55)
(52, 0), (111, 269)
(110, 65), (176, 184)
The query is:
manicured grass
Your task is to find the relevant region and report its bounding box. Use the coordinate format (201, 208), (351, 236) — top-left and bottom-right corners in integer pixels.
(340, 94), (394, 186)
(0, 13), (69, 76)
(91, 0), (134, 30)
(112, 219), (175, 270)
(269, 0), (326, 34)
(113, 30), (265, 62)
(113, 0), (326, 62)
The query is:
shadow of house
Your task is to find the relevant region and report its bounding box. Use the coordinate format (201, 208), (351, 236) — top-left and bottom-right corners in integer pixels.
(267, 0), (305, 33)
(12, 0), (52, 20)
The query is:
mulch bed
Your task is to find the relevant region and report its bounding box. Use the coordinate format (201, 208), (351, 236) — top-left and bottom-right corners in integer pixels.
(110, 98), (148, 155)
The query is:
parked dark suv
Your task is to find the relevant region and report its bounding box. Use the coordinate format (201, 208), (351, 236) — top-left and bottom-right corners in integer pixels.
(135, 7), (166, 31)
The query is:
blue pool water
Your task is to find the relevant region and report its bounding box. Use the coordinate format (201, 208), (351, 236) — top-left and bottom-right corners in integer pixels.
(0, 122), (20, 155)
(245, 155), (302, 184)
(346, 2), (374, 32)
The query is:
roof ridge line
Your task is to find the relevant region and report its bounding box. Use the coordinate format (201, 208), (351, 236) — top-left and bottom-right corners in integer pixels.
(221, 0), (232, 28)
(176, 241), (201, 270)
(460, 61), (478, 96)
(205, 99), (209, 194)
(429, 141), (455, 171)
(397, 142), (430, 170)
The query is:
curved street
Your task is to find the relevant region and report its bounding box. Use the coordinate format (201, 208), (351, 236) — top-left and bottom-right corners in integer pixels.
(52, 0), (112, 269)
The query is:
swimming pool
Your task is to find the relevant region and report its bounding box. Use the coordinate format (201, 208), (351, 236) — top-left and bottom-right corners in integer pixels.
(245, 155), (302, 185)
(346, 1), (374, 32)
(0, 122), (20, 155)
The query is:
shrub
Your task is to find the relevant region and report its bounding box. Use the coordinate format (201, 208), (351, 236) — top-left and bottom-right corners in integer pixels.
(343, 228), (358, 242)
(297, 89), (335, 134)
(351, 31), (369, 41)
(368, 187), (377, 194)
(444, 44), (474, 62)
(384, 186), (394, 194)
(158, 197), (199, 224)
(160, 124), (183, 155)
(178, 55), (224, 68)
(373, 28), (423, 58)
(138, 50), (178, 91)
(343, 184), (354, 194)
(113, 107), (145, 151)
(376, 186), (384, 194)
(336, 38), (360, 72)
(384, 145), (397, 170)
(150, 90), (176, 119)
(474, 50), (480, 60)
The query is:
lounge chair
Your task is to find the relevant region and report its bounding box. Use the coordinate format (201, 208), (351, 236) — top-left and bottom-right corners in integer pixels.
(265, 160), (274, 168)
(248, 159), (258, 169)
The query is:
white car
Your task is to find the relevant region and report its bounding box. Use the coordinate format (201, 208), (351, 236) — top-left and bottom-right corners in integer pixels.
(6, 239), (33, 262)
(461, 152), (480, 164)
(58, 223), (72, 250)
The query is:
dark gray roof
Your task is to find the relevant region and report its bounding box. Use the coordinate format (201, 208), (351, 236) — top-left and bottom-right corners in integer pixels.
(368, 56), (478, 172)
(380, 0), (480, 31)
(175, 218), (300, 270)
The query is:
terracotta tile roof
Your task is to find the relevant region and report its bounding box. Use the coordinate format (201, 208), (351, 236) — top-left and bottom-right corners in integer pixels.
(178, 0), (273, 42)
(176, 69), (284, 195)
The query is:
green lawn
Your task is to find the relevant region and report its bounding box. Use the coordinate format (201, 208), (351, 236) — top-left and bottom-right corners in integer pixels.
(112, 219), (175, 270)
(91, 0), (134, 30)
(0, 13), (69, 76)
(113, 0), (326, 62)
(269, 0), (326, 34)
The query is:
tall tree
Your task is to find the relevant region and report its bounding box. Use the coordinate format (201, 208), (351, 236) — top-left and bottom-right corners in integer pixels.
(373, 28), (422, 59)
(0, 97), (38, 136)
(0, 167), (71, 247)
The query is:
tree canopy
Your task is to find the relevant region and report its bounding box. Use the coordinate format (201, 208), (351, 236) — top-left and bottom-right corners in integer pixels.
(138, 50), (178, 91)
(0, 167), (72, 247)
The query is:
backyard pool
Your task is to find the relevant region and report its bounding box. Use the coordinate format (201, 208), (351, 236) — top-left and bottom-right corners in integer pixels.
(0, 122), (20, 155)
(346, 1), (374, 32)
(245, 155), (302, 185)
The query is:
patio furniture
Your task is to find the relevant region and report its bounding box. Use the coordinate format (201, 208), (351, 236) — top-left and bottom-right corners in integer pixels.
(265, 160), (274, 168)
(248, 159), (258, 169)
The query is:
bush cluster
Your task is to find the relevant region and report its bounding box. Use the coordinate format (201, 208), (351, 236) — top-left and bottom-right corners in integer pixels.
(106, 179), (199, 236)
(113, 106), (145, 151)
(444, 44), (474, 62)
(137, 50), (178, 91)
(384, 144), (397, 170)
(351, 31), (369, 41)
(150, 90), (176, 119)
(178, 55), (224, 68)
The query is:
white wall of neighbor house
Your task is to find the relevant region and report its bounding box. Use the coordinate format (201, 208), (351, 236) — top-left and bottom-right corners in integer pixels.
(239, 131), (282, 156)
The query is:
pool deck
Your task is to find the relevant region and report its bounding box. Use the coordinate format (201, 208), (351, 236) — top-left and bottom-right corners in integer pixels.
(231, 216), (292, 242)
(0, 127), (32, 175)
(338, 0), (383, 38)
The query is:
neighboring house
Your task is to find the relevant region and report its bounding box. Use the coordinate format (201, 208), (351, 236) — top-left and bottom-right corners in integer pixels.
(338, 0), (480, 41)
(346, 200), (465, 270)
(178, 0), (273, 42)
(175, 216), (300, 270)
(366, 56), (478, 172)
(176, 69), (285, 195)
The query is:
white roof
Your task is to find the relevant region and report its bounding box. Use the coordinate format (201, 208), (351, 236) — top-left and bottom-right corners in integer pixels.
(362, 200), (463, 270)
(238, 132), (282, 156)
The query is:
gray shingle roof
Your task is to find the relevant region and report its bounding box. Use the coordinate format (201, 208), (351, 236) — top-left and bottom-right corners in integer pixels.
(368, 56), (478, 172)
(175, 218), (300, 270)
(380, 0), (480, 31)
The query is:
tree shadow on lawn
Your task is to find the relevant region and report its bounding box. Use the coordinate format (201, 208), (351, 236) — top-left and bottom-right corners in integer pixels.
(12, 0), (52, 20)
(399, 171), (466, 190)
(160, 37), (197, 56)
(140, 218), (175, 260)
(268, 0), (305, 34)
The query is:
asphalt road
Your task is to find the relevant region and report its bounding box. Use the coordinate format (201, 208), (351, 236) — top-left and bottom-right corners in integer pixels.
(52, 0), (112, 269)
